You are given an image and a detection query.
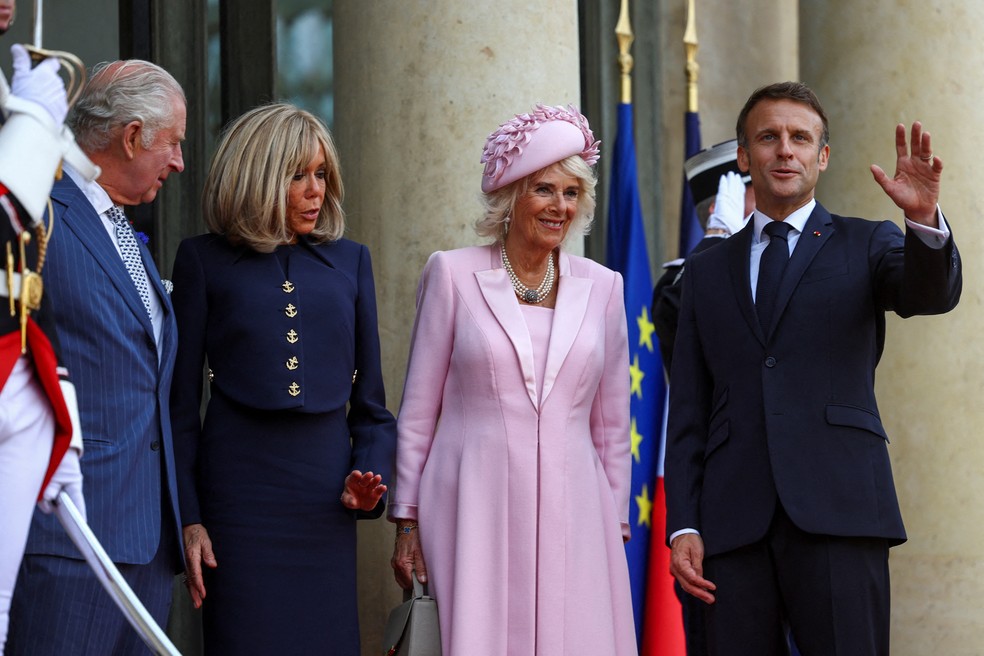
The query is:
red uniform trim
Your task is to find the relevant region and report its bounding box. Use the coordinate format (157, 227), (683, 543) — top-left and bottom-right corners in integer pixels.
(0, 320), (72, 497)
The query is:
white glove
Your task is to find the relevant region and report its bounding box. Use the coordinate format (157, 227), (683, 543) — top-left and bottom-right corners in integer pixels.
(10, 44), (67, 126)
(0, 53), (99, 225)
(39, 447), (86, 520)
(705, 171), (748, 236)
(38, 379), (86, 518)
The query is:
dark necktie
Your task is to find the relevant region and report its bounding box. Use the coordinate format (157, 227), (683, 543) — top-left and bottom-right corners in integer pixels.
(756, 221), (792, 330)
(108, 204), (153, 319)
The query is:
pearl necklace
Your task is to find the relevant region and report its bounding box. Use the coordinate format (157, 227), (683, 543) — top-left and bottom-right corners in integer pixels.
(500, 242), (555, 304)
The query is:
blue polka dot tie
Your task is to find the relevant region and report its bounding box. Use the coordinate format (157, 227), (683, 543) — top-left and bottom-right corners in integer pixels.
(756, 220), (793, 331)
(108, 205), (153, 319)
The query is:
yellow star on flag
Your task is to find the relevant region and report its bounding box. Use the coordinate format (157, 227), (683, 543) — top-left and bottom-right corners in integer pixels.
(637, 306), (656, 353)
(629, 354), (644, 399)
(635, 483), (653, 528)
(630, 417), (644, 464)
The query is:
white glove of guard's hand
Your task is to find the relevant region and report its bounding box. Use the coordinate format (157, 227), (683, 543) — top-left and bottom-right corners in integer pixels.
(38, 447), (86, 520)
(10, 44), (68, 126)
(705, 171), (748, 236)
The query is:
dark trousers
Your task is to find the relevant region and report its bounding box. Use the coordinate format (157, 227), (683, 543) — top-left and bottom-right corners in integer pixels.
(676, 580), (708, 655)
(701, 504), (890, 656)
(6, 517), (176, 655)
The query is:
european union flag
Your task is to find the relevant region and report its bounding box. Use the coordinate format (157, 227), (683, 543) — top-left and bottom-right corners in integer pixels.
(606, 102), (671, 649)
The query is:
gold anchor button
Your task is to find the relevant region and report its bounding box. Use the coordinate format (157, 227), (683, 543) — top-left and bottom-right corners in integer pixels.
(286, 329), (298, 344)
(286, 356), (299, 371)
(288, 382), (300, 397)
(285, 303), (297, 318)
(282, 280), (295, 293)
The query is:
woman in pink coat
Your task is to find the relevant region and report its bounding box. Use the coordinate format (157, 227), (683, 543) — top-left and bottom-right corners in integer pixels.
(390, 105), (637, 656)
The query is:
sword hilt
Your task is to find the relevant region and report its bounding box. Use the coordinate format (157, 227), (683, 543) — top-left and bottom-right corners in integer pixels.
(23, 45), (86, 108)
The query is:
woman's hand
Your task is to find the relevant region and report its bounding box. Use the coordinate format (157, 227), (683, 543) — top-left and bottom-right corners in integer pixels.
(340, 469), (387, 512)
(391, 520), (427, 590)
(182, 523), (217, 609)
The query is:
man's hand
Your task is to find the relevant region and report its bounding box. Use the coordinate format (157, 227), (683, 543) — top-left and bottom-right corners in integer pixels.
(669, 533), (716, 604)
(182, 523), (217, 609)
(870, 121), (942, 227)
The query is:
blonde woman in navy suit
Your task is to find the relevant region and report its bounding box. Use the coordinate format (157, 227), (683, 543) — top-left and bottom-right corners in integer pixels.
(170, 103), (396, 655)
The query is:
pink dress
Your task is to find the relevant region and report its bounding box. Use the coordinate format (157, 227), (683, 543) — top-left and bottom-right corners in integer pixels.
(520, 304), (553, 402)
(392, 246), (637, 656)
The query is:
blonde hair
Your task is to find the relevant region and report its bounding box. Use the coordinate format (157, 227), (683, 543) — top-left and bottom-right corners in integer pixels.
(475, 155), (596, 243)
(203, 103), (344, 252)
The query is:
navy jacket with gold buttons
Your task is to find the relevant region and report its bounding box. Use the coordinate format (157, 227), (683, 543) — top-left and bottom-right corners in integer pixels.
(169, 233), (396, 521)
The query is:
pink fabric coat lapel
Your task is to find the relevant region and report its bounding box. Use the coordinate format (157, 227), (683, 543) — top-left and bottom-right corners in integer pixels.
(475, 249), (593, 409)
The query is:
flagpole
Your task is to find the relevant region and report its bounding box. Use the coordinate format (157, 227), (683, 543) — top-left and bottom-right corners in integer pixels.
(684, 0), (699, 113)
(615, 0), (633, 104)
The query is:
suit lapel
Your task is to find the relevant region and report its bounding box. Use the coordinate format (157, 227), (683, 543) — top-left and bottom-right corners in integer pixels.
(728, 221), (764, 343)
(299, 236), (339, 270)
(52, 180), (157, 340)
(142, 243), (177, 369)
(541, 251), (591, 405)
(475, 247), (538, 408)
(475, 248), (594, 410)
(767, 204), (834, 336)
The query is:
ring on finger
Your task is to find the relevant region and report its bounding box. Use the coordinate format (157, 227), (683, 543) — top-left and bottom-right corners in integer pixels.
(920, 153), (934, 161)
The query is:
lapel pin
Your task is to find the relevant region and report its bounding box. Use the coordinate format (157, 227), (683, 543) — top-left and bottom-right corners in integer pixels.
(813, 231), (821, 237)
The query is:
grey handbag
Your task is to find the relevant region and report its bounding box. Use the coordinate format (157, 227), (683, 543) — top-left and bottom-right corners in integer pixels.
(382, 571), (442, 656)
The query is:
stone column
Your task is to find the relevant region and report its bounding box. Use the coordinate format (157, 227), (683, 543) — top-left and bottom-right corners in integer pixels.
(801, 1), (984, 651)
(333, 3), (582, 652)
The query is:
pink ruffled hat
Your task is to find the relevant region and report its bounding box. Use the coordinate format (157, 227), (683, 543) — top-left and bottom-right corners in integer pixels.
(480, 104), (600, 193)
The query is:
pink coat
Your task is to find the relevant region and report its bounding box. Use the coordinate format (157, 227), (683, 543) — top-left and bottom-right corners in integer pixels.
(391, 245), (637, 656)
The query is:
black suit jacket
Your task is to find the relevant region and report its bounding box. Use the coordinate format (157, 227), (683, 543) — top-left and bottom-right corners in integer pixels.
(652, 236), (725, 373)
(664, 202), (961, 557)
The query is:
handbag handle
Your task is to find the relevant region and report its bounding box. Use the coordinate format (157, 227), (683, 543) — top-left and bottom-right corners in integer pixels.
(405, 569), (427, 602)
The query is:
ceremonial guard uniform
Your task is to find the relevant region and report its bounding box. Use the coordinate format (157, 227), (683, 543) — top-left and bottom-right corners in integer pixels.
(0, 44), (97, 650)
(0, 181), (74, 484)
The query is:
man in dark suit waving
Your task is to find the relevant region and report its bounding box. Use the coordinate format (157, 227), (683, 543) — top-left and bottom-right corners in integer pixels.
(7, 60), (185, 654)
(664, 81), (961, 655)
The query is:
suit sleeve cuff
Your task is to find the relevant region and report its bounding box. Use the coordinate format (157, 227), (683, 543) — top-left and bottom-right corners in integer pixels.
(904, 205), (949, 249)
(669, 527), (700, 545)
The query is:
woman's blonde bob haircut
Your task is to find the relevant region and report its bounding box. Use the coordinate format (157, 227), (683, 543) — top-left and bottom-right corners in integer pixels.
(475, 154), (596, 244)
(203, 103), (344, 252)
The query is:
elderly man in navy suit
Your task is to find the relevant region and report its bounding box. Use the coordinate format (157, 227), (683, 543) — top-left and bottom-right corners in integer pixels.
(664, 81), (961, 655)
(6, 60), (186, 655)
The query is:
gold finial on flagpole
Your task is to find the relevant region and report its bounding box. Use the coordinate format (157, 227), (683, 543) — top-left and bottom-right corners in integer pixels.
(615, 0), (634, 104)
(684, 0), (699, 113)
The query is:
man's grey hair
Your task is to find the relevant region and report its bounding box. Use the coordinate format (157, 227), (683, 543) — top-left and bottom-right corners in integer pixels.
(69, 60), (185, 153)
